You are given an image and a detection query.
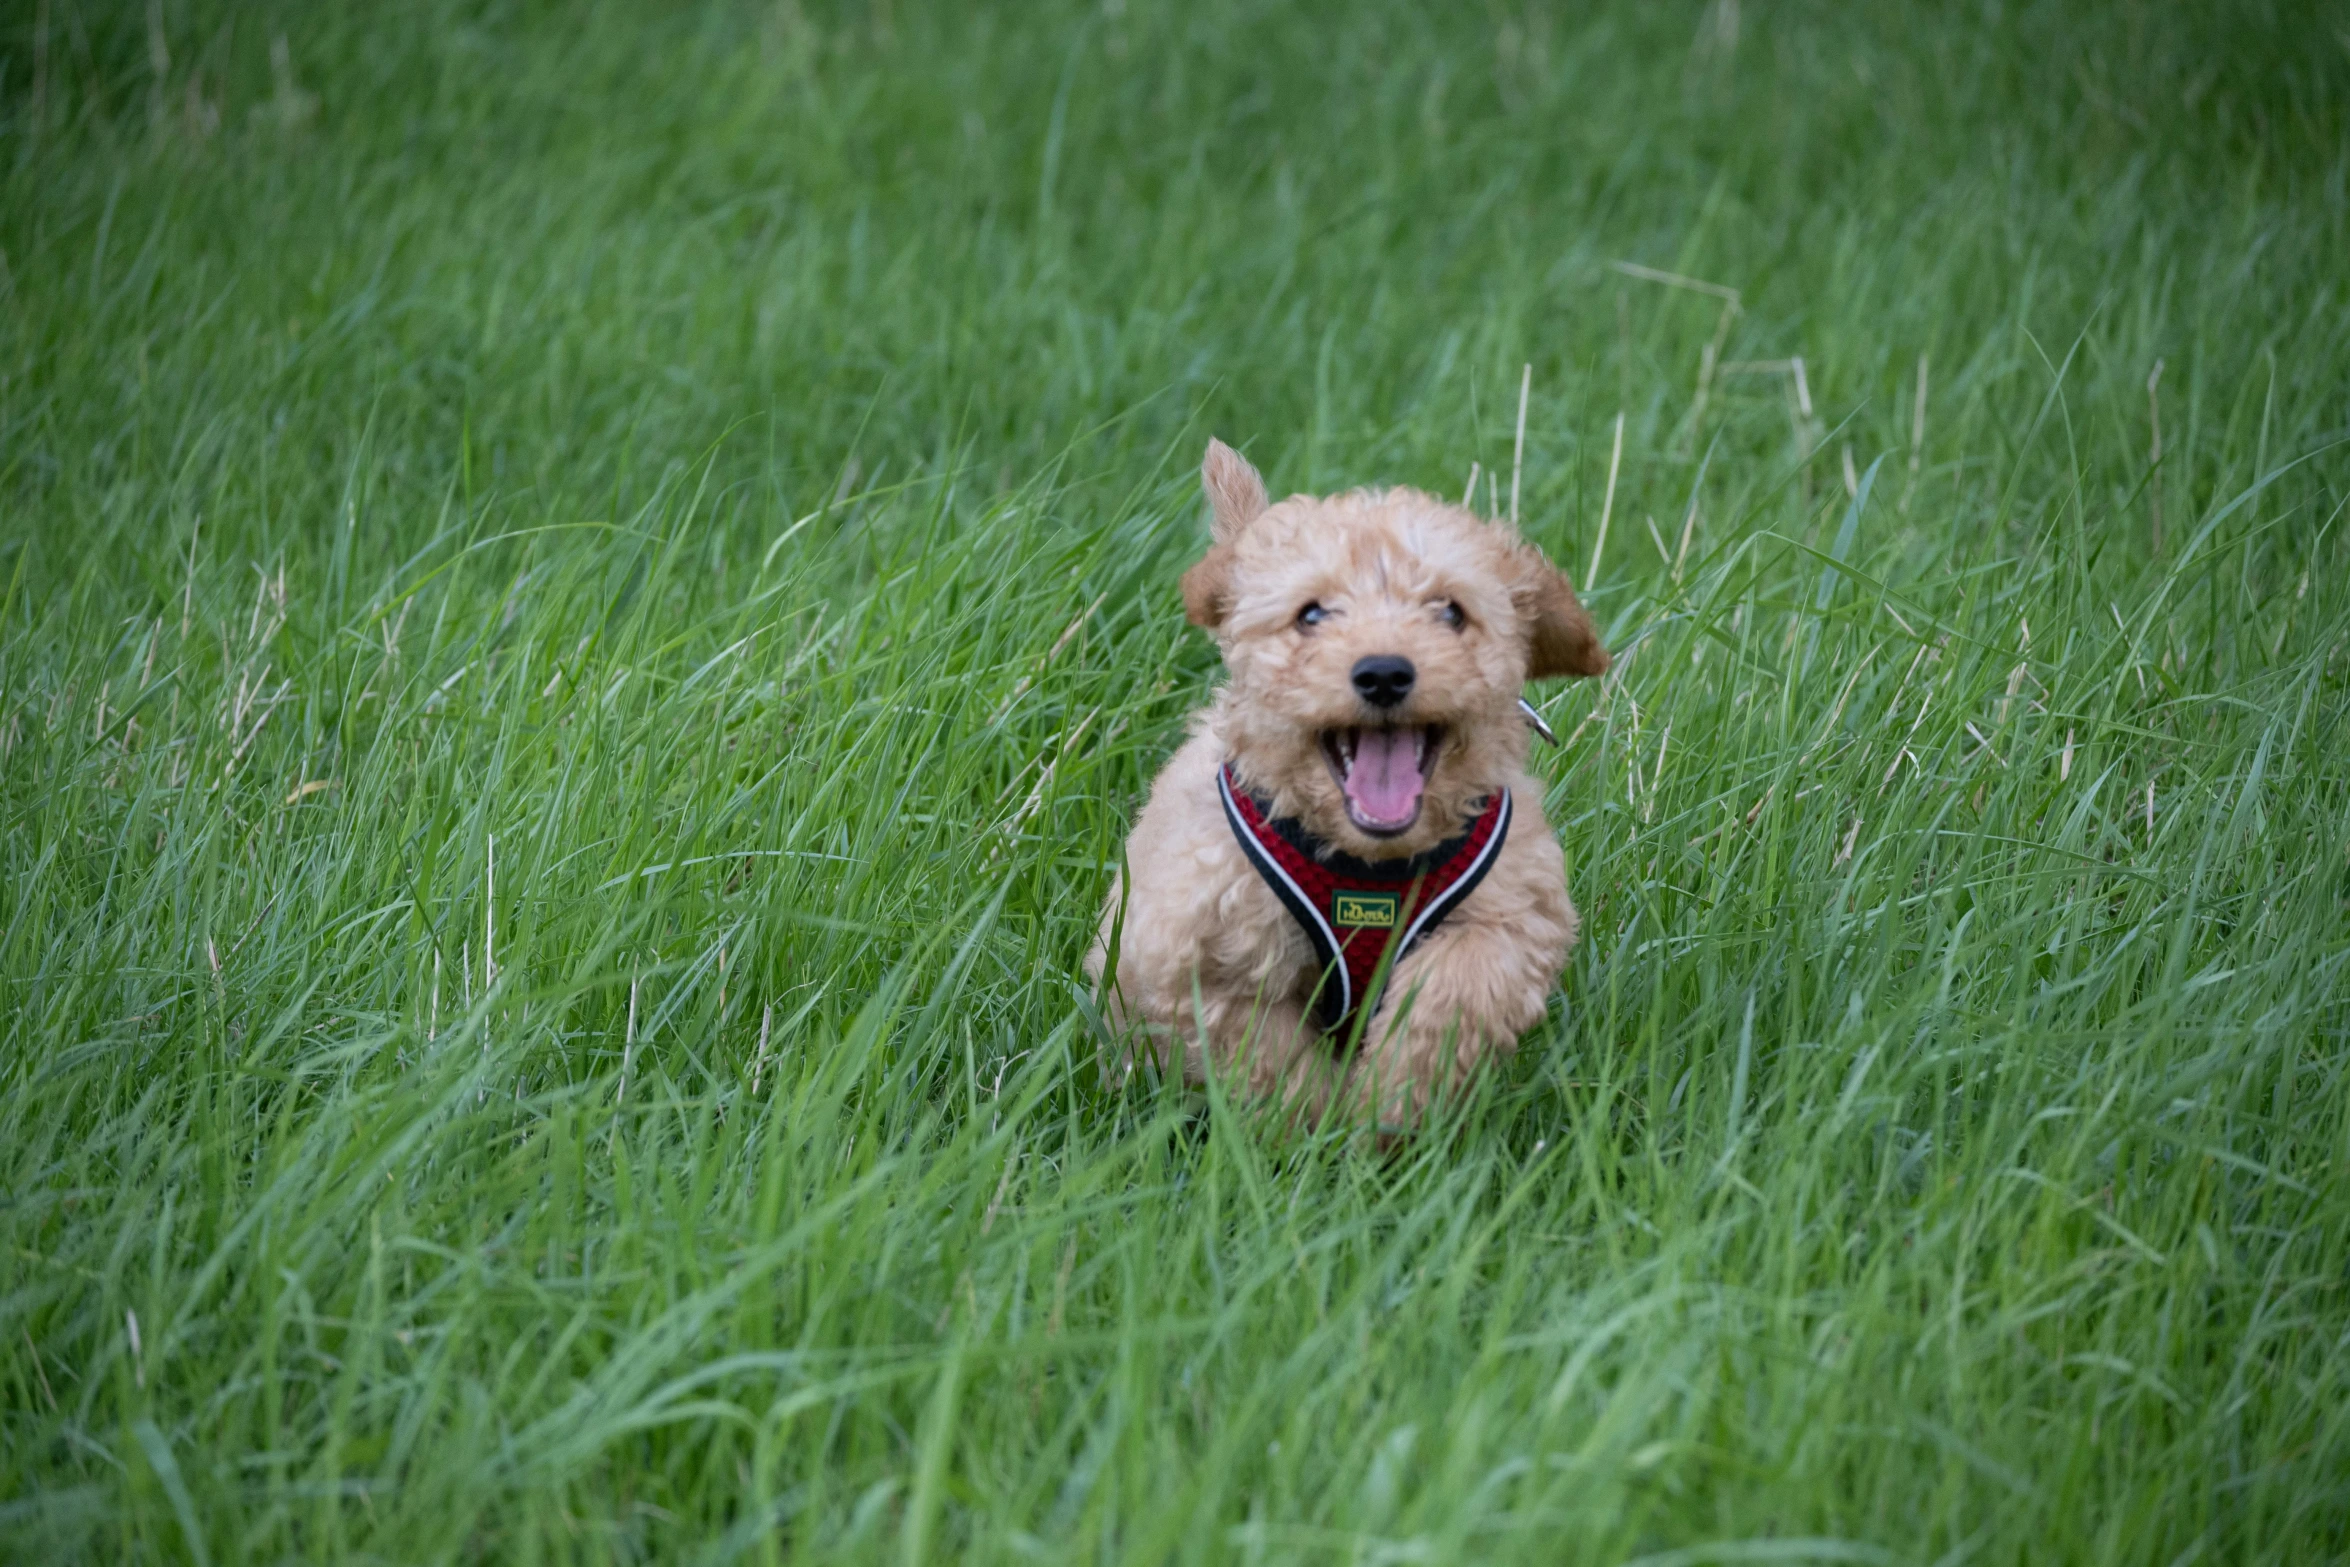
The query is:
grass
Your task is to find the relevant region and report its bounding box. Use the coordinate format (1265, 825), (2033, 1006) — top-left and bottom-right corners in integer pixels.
(3, 0), (2348, 1560)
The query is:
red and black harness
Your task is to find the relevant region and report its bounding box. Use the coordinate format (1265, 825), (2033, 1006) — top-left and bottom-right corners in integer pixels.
(1218, 763), (1510, 1039)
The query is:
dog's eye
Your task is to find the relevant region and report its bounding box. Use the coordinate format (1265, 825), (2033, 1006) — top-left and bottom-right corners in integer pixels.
(1441, 601), (1467, 630)
(1297, 601), (1329, 628)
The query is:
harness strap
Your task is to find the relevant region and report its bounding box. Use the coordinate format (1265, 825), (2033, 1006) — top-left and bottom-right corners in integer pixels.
(1218, 763), (1510, 1038)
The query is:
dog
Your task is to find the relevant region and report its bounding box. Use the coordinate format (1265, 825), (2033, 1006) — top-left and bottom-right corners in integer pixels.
(1088, 438), (1609, 1129)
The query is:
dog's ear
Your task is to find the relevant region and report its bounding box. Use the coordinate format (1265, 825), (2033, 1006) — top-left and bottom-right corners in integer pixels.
(1200, 437), (1268, 543)
(1181, 438), (1268, 629)
(1179, 547), (1234, 629)
(1513, 547), (1610, 678)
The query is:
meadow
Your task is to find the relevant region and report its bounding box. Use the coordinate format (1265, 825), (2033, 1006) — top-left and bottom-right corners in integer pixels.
(3, 1), (2347, 1560)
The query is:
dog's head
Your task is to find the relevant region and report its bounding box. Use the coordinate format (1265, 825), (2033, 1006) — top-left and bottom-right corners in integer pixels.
(1181, 438), (1608, 859)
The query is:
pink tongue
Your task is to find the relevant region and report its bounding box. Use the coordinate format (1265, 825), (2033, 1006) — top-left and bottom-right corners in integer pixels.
(1345, 729), (1424, 824)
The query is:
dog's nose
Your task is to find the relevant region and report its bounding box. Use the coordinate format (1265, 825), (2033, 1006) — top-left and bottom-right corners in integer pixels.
(1351, 655), (1416, 709)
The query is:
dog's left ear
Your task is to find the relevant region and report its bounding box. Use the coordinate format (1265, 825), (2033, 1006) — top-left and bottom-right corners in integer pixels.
(1181, 438), (1269, 630)
(1513, 547), (1610, 678)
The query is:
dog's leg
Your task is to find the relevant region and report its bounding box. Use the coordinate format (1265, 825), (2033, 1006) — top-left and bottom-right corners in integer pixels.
(1344, 801), (1580, 1131)
(1148, 986), (1336, 1122)
(1215, 992), (1342, 1121)
(1342, 912), (1569, 1131)
(1095, 933), (1338, 1117)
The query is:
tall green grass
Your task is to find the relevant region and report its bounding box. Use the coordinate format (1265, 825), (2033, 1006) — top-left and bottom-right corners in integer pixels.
(3, 1), (2346, 1560)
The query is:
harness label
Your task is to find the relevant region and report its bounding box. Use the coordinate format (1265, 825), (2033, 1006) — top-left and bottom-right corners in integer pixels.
(1332, 891), (1400, 929)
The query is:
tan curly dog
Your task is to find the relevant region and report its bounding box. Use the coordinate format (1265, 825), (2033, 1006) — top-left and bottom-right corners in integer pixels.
(1089, 438), (1609, 1131)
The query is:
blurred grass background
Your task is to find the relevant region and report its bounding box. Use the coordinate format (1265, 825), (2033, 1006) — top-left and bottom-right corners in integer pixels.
(2, 1), (2347, 1561)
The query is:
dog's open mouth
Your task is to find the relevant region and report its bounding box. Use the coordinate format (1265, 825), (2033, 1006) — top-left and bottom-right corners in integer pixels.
(1321, 725), (1443, 836)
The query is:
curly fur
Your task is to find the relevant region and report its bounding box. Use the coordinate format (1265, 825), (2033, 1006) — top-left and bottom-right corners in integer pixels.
(1088, 439), (1608, 1130)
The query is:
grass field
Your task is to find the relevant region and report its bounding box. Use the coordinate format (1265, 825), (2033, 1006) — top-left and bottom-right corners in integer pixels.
(4, 1), (2349, 1560)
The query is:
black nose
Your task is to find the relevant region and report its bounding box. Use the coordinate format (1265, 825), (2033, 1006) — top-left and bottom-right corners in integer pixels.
(1351, 655), (1416, 709)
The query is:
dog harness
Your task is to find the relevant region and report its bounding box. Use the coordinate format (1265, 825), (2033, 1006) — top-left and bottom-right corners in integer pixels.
(1217, 762), (1511, 1039)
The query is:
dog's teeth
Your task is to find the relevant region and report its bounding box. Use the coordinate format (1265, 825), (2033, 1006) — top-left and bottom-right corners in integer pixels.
(1413, 728), (1428, 763)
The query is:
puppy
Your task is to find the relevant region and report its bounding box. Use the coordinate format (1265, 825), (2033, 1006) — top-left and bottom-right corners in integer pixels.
(1089, 439), (1609, 1129)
